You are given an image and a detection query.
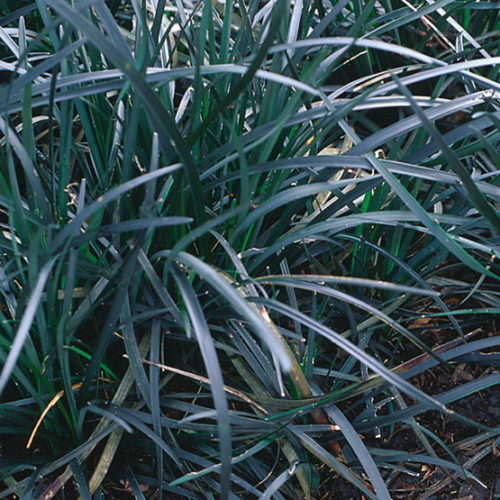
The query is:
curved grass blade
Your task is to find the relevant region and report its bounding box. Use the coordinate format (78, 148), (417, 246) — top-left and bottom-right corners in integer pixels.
(254, 278), (443, 360)
(323, 404), (390, 499)
(0, 116), (50, 220)
(355, 373), (500, 434)
(78, 403), (133, 436)
(70, 217), (192, 247)
(169, 436), (273, 488)
(258, 274), (440, 296)
(70, 459), (91, 500)
(49, 163), (182, 253)
(120, 296), (152, 409)
(260, 462), (306, 499)
(0, 257), (57, 397)
(289, 425), (377, 499)
(211, 155), (499, 200)
(171, 265), (232, 499)
(85, 336), (152, 495)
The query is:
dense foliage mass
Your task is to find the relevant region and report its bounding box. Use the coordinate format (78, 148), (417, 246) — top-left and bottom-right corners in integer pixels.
(0, 0), (499, 498)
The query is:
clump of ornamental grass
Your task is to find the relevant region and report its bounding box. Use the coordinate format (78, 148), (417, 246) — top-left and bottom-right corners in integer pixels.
(0, 0), (498, 498)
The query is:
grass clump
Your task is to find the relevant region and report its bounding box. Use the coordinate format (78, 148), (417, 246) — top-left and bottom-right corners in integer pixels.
(0, 0), (499, 498)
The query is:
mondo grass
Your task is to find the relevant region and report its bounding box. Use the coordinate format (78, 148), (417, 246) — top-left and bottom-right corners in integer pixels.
(0, 0), (499, 498)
